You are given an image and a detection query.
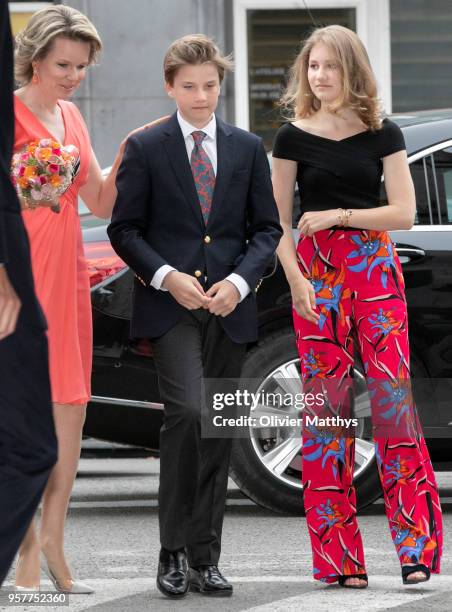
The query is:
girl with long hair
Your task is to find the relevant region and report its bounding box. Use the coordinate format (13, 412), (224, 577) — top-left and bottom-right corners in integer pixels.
(272, 25), (442, 588)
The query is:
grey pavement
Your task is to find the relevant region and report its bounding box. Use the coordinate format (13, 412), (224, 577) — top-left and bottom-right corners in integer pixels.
(1, 458), (451, 611)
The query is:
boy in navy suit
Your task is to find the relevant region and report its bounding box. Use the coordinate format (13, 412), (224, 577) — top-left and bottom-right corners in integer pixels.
(108, 34), (281, 599)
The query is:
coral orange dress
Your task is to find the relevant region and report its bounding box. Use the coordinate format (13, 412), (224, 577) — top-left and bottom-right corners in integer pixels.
(14, 96), (92, 405)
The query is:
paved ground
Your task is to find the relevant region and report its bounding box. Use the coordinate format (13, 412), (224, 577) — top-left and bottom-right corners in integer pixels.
(1, 458), (451, 611)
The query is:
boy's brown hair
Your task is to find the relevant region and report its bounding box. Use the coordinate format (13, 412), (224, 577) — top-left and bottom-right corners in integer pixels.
(163, 34), (233, 84)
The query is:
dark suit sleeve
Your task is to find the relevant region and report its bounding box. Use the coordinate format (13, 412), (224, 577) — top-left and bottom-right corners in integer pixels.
(0, 215), (6, 265)
(233, 138), (282, 290)
(107, 135), (169, 283)
(0, 0), (15, 265)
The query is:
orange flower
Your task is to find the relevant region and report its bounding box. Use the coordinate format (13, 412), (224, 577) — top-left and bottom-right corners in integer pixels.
(49, 174), (62, 187)
(18, 177), (29, 189)
(37, 147), (52, 162)
(24, 166), (37, 178)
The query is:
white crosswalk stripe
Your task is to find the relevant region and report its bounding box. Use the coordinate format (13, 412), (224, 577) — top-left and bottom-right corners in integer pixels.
(243, 575), (452, 611)
(2, 575), (451, 611)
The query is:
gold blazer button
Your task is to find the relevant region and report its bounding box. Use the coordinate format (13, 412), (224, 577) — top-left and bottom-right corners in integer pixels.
(204, 235), (211, 244)
(194, 270), (202, 278)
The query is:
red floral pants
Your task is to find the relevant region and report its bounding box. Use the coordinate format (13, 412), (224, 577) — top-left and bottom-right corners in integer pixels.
(294, 229), (443, 583)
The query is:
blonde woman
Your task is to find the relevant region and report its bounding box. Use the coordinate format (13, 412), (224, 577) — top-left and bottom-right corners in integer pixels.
(13, 5), (161, 592)
(272, 25), (442, 588)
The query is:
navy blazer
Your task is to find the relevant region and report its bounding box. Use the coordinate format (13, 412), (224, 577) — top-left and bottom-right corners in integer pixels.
(0, 1), (46, 331)
(108, 112), (282, 343)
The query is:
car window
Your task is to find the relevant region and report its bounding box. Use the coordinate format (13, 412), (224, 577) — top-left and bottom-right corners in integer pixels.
(432, 146), (452, 224)
(410, 157), (437, 225)
(380, 156), (434, 225)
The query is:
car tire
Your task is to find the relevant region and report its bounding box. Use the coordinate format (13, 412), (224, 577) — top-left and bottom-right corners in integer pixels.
(229, 328), (382, 515)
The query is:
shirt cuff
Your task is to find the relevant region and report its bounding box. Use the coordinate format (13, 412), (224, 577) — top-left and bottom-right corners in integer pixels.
(225, 273), (250, 302)
(151, 265), (177, 291)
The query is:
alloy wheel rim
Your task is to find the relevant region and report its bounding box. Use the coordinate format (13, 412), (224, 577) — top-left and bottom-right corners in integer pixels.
(248, 358), (375, 490)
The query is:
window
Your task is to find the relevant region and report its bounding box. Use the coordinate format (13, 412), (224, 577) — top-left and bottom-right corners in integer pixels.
(380, 154), (438, 225)
(247, 8), (356, 150)
(391, 0), (452, 112)
(432, 147), (452, 224)
(410, 157), (436, 225)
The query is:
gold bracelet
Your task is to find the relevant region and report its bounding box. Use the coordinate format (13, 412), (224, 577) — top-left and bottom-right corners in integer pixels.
(343, 209), (353, 228)
(337, 208), (345, 226)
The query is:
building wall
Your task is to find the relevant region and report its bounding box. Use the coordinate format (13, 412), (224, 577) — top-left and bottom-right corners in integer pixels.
(65, 0), (233, 166)
(10, 1), (451, 164)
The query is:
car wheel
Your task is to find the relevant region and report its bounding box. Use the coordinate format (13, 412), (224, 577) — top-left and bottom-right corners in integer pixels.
(229, 328), (381, 515)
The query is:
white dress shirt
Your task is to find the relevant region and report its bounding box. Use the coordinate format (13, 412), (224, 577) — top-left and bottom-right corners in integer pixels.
(150, 110), (250, 301)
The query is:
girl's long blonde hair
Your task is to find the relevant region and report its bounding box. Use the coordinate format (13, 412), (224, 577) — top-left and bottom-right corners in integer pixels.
(280, 25), (382, 130)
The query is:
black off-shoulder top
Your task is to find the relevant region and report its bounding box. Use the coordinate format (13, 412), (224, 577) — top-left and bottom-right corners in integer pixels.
(272, 118), (406, 214)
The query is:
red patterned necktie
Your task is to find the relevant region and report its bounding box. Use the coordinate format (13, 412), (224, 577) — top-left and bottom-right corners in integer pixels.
(190, 130), (216, 224)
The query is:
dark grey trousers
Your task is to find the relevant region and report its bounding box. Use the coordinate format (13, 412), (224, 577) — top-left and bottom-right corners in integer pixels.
(151, 309), (246, 567)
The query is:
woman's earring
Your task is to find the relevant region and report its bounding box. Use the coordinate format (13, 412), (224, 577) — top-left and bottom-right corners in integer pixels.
(32, 67), (38, 84)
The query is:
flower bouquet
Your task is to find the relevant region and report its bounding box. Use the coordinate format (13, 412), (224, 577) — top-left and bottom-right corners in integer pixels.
(11, 139), (79, 213)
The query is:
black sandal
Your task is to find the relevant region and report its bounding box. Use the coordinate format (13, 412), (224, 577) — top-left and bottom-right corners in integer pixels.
(402, 564), (430, 585)
(338, 573), (368, 589)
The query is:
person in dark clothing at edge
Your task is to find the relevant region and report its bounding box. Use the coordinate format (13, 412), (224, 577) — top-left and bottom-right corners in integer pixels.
(0, 1), (57, 588)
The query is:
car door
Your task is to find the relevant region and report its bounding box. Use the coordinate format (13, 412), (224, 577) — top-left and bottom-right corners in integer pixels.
(388, 141), (452, 434)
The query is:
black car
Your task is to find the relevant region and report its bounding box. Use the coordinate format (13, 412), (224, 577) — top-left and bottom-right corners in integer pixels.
(82, 110), (452, 514)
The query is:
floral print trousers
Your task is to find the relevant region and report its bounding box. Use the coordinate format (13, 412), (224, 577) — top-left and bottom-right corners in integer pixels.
(294, 229), (443, 583)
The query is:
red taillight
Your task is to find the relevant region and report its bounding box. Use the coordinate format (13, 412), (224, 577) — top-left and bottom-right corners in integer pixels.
(84, 241), (127, 288)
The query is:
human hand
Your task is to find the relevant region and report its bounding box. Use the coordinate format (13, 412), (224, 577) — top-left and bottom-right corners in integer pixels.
(119, 115), (171, 157)
(206, 280), (240, 317)
(163, 271), (211, 310)
(0, 266), (21, 340)
(290, 275), (320, 324)
(297, 209), (339, 236)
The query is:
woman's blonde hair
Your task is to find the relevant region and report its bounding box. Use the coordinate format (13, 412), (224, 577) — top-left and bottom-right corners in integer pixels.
(280, 25), (382, 130)
(14, 5), (102, 85)
(164, 34), (233, 85)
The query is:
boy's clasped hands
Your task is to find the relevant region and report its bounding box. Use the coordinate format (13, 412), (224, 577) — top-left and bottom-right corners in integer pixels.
(162, 271), (240, 317)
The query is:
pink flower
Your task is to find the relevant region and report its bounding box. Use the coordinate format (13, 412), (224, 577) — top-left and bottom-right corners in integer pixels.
(39, 176), (48, 185)
(19, 166), (25, 177)
(20, 153), (30, 161)
(48, 164), (60, 174)
(52, 148), (61, 155)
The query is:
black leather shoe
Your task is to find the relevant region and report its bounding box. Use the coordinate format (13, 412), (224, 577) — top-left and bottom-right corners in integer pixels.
(189, 565), (233, 596)
(156, 548), (189, 598)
